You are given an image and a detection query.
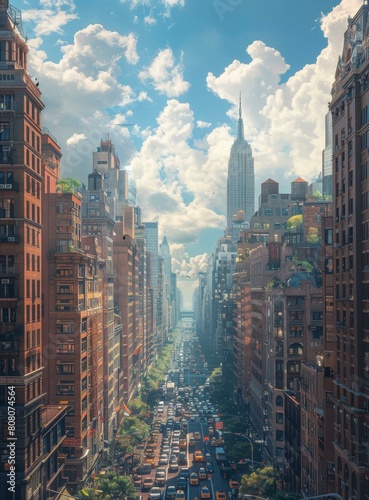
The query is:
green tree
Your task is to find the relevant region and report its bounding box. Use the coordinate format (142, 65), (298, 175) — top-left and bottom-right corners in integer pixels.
(240, 466), (276, 498)
(93, 472), (136, 500)
(129, 397), (150, 418)
(312, 190), (323, 201)
(56, 177), (82, 194)
(286, 214), (302, 232)
(120, 416), (149, 446)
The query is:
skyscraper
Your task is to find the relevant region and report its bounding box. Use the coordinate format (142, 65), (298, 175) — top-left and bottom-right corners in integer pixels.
(227, 95), (255, 237)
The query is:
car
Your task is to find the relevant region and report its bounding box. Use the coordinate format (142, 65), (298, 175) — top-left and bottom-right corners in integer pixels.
(161, 446), (170, 455)
(204, 452), (211, 463)
(142, 477), (155, 491)
(177, 477), (187, 491)
(205, 462), (213, 475)
(175, 490), (185, 500)
(137, 463), (153, 475)
(200, 486), (211, 499)
(166, 485), (177, 500)
(132, 474), (142, 486)
(189, 437), (196, 447)
(210, 437), (217, 447)
(179, 452), (188, 465)
(229, 478), (239, 490)
(172, 446), (180, 455)
(173, 430), (181, 438)
(198, 467), (207, 480)
(179, 467), (190, 478)
(146, 456), (155, 466)
(149, 487), (162, 500)
(193, 431), (201, 441)
(158, 454), (168, 466)
(215, 491), (227, 500)
(193, 450), (204, 462)
(155, 468), (167, 486)
(189, 472), (199, 486)
(169, 455), (179, 471)
(179, 438), (187, 449)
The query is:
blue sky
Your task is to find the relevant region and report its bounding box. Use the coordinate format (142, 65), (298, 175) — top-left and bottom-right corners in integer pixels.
(20, 0), (360, 305)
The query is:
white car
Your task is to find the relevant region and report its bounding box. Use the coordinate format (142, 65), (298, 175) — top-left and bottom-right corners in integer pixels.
(149, 487), (162, 500)
(158, 454), (169, 465)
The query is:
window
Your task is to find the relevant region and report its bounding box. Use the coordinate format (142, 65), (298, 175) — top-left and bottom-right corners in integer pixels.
(0, 198), (14, 218)
(288, 343), (303, 356)
(276, 430), (284, 441)
(55, 341), (75, 354)
(56, 382), (75, 396)
(56, 323), (75, 334)
(0, 122), (10, 140)
(276, 395), (283, 407)
(276, 412), (283, 424)
(0, 95), (14, 110)
(56, 363), (75, 374)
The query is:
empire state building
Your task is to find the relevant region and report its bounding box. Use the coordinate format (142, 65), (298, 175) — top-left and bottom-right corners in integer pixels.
(227, 97), (255, 234)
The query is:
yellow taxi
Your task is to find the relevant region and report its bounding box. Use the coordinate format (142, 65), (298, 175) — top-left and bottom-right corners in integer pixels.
(193, 450), (204, 462)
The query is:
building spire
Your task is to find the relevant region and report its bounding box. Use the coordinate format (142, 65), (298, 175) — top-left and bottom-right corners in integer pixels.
(237, 91), (245, 141)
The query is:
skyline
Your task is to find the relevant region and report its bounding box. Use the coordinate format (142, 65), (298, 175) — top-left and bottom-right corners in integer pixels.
(19, 0), (361, 305)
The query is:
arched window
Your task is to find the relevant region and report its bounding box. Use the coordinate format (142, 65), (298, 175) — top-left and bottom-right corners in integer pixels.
(276, 395), (283, 407)
(288, 342), (303, 356)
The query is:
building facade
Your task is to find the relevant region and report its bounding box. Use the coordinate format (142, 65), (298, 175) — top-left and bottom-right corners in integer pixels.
(329, 3), (369, 497)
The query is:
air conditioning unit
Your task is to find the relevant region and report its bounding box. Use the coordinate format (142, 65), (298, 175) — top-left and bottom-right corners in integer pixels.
(1, 279), (9, 284)
(7, 237), (15, 242)
(4, 184), (12, 188)
(0, 184), (4, 188)
(3, 147), (11, 152)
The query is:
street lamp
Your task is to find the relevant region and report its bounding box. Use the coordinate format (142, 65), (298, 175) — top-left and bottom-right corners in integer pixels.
(223, 431), (254, 467)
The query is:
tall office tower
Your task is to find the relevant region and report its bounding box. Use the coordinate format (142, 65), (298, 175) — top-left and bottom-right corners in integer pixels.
(329, 3), (369, 498)
(0, 3), (47, 497)
(93, 138), (122, 221)
(322, 111), (333, 197)
(144, 221), (159, 344)
(227, 96), (255, 236)
(160, 232), (172, 330)
(82, 172), (119, 450)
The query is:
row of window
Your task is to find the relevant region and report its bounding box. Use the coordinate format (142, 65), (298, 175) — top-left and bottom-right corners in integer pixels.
(26, 252), (41, 272)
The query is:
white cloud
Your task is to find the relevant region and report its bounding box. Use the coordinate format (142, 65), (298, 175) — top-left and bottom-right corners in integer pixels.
(206, 0), (362, 186)
(130, 99), (228, 244)
(139, 48), (190, 97)
(66, 133), (87, 145)
(196, 120), (211, 128)
(121, 0), (185, 9)
(26, 24), (143, 179)
(23, 1), (78, 36)
(144, 15), (157, 25)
